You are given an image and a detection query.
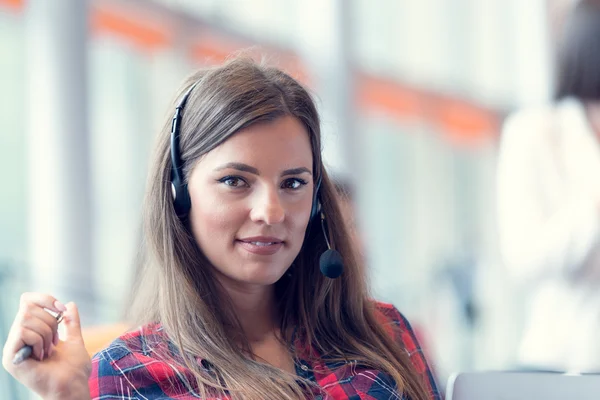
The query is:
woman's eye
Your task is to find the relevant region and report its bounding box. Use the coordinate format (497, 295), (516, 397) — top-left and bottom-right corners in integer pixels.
(219, 176), (247, 187)
(282, 178), (307, 190)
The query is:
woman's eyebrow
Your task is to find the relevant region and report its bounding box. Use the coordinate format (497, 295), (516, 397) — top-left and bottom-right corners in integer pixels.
(214, 163), (312, 177)
(281, 167), (311, 177)
(214, 162), (259, 175)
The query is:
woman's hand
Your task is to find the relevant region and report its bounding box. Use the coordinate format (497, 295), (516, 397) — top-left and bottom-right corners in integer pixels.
(2, 293), (92, 400)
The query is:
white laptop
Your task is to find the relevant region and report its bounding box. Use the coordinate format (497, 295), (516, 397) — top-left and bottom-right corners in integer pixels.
(446, 371), (600, 400)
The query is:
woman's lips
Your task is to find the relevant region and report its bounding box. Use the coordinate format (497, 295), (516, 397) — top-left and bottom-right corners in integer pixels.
(236, 238), (284, 255)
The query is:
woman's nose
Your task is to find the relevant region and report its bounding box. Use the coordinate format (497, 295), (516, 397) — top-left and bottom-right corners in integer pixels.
(250, 189), (285, 225)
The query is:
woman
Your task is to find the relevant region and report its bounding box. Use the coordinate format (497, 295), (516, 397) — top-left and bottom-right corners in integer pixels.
(3, 57), (440, 399)
(497, 0), (600, 372)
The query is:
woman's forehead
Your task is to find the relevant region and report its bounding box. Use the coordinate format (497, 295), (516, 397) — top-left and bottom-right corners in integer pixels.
(198, 116), (314, 173)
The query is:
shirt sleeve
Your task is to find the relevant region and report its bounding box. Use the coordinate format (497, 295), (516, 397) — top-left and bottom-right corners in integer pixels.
(496, 110), (600, 284)
(375, 302), (442, 400)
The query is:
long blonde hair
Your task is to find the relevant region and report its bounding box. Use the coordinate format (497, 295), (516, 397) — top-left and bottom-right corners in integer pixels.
(130, 56), (431, 400)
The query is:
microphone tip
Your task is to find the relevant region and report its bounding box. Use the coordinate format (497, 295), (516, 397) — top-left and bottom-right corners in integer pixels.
(319, 249), (344, 279)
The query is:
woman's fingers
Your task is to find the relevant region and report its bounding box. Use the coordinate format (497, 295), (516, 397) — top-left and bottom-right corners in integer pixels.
(19, 292), (66, 314)
(18, 293), (66, 355)
(62, 302), (84, 344)
(17, 309), (58, 359)
(6, 311), (53, 361)
(16, 328), (45, 362)
(2, 293), (68, 368)
(3, 325), (44, 368)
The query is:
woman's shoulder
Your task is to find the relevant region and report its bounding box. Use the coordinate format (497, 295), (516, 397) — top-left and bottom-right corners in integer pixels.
(367, 302), (441, 398)
(92, 324), (175, 374)
(371, 300), (414, 334)
(89, 323), (190, 398)
(91, 322), (164, 357)
(370, 301), (432, 375)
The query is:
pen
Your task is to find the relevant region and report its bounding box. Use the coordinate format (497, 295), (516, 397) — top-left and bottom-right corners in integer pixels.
(12, 311), (64, 365)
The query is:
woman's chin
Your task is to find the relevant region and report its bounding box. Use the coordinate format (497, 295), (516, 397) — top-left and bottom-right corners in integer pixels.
(233, 265), (287, 286)
(243, 272), (286, 286)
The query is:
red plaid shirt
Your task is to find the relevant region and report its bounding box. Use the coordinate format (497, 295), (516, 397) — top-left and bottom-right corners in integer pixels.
(88, 302), (441, 399)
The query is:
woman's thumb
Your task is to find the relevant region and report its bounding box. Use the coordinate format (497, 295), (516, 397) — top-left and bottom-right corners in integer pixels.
(62, 302), (84, 343)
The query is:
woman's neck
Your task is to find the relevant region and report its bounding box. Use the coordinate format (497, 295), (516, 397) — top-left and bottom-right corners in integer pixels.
(221, 282), (279, 342)
(219, 283), (295, 372)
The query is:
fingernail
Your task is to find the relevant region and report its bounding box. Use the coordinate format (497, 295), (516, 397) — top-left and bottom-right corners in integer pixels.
(53, 334), (59, 346)
(48, 347), (53, 358)
(40, 349), (44, 361)
(54, 300), (67, 312)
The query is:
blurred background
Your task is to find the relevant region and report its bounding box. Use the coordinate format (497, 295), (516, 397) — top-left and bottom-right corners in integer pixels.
(0, 0), (575, 398)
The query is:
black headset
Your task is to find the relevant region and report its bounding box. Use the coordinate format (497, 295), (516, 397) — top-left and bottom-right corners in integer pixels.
(169, 81), (342, 278)
(170, 82), (198, 219)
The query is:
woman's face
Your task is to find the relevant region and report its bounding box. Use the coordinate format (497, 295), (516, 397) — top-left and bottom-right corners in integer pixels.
(187, 116), (314, 289)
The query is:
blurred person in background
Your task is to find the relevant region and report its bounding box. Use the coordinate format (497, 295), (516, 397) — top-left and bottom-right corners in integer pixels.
(2, 57), (440, 400)
(497, 0), (600, 372)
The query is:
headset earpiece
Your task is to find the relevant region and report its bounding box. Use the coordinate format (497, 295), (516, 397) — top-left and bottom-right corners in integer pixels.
(310, 175), (322, 221)
(170, 172), (191, 219)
